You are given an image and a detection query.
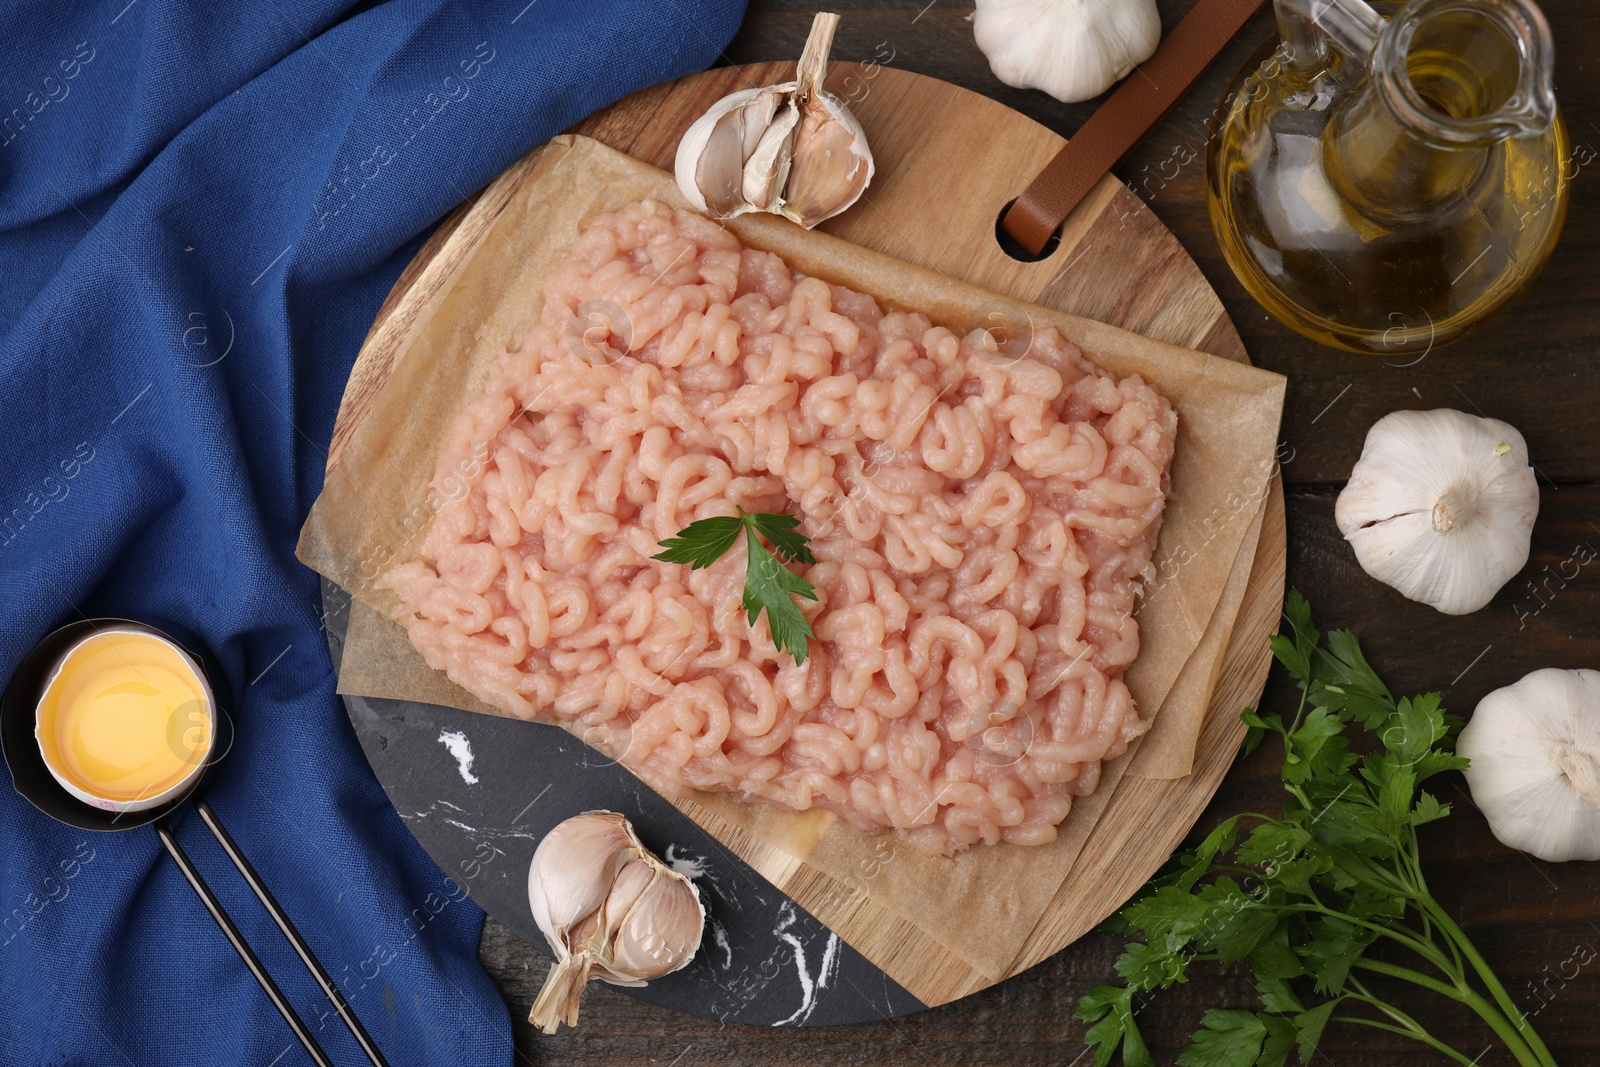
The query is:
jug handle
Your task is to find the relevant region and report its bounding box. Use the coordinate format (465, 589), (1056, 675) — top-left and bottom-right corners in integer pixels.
(1275, 0), (1382, 75)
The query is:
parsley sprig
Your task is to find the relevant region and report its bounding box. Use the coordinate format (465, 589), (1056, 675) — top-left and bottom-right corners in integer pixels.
(652, 508), (817, 666)
(1079, 591), (1557, 1067)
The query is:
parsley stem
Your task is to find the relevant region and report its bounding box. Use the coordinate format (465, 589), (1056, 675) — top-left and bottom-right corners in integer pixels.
(1335, 1016), (1480, 1067)
(1344, 975), (1477, 1064)
(1287, 678), (1312, 737)
(1351, 957), (1468, 1002)
(1209, 865), (1262, 879)
(1354, 958), (1544, 1067)
(1418, 897), (1558, 1067)
(1395, 852), (1471, 988)
(1275, 904), (1455, 975)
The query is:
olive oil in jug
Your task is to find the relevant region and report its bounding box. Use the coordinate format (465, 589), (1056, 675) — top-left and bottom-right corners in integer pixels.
(1207, 0), (1569, 355)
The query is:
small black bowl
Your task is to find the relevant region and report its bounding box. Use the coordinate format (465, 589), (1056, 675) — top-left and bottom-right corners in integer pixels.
(1, 618), (234, 832)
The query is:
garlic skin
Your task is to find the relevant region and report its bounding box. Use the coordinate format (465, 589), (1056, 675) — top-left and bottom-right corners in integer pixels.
(527, 811), (705, 1033)
(1334, 409), (1539, 615)
(973, 0), (1162, 104)
(675, 12), (873, 228)
(1459, 669), (1600, 862)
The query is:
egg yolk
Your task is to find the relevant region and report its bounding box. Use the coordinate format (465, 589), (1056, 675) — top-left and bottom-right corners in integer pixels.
(36, 631), (212, 802)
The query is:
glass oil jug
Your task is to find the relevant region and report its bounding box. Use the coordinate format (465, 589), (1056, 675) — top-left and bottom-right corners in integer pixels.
(1207, 0), (1569, 355)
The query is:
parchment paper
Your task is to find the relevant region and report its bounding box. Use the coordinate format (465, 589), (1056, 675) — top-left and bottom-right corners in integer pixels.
(298, 135), (1286, 983)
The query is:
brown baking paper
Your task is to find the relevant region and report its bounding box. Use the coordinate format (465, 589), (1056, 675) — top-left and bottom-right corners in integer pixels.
(298, 135), (1285, 988)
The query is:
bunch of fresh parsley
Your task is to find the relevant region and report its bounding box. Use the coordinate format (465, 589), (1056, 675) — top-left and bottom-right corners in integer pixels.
(1078, 591), (1557, 1067)
(653, 508), (817, 665)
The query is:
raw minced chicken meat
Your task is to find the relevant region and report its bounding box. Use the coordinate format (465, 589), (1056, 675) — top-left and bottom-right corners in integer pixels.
(380, 199), (1177, 855)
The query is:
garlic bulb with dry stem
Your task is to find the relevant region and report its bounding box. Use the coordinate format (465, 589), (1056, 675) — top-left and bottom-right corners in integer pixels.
(973, 0), (1162, 104)
(527, 811), (704, 1033)
(1459, 668), (1600, 862)
(1335, 408), (1539, 615)
(674, 12), (873, 228)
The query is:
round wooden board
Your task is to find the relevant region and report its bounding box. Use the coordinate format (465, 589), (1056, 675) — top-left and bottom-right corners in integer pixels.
(327, 63), (1287, 1009)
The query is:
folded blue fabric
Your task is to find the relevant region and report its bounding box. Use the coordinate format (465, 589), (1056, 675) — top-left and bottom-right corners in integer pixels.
(0, 1), (745, 1063)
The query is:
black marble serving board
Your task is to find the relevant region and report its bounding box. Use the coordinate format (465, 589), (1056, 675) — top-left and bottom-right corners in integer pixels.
(320, 580), (923, 1026)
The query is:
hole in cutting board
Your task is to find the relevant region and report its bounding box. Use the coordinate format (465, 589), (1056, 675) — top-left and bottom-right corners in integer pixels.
(994, 199), (1063, 263)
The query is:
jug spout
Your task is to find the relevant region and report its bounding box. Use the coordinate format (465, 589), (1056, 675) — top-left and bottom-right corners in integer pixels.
(1324, 0), (1560, 217)
(1276, 0), (1558, 143)
(1366, 0), (1558, 146)
(1273, 0), (1382, 75)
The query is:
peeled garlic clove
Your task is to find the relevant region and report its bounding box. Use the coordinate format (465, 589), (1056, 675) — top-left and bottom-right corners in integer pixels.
(973, 0), (1162, 104)
(1334, 408), (1539, 615)
(526, 810), (705, 1033)
(1459, 668), (1600, 862)
(674, 12), (874, 228)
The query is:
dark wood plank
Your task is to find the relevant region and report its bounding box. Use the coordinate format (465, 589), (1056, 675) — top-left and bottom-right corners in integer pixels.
(477, 1), (1600, 1062)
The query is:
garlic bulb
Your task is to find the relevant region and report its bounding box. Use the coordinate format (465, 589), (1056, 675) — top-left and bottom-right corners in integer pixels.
(674, 12), (873, 228)
(527, 811), (705, 1033)
(1334, 408), (1539, 615)
(973, 0), (1162, 104)
(1459, 668), (1600, 862)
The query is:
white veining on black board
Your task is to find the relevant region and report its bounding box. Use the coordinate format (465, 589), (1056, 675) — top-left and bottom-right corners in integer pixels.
(445, 818), (540, 843)
(401, 800), (541, 843)
(664, 844), (707, 881)
(436, 728), (479, 783)
(709, 918), (734, 971)
(401, 799), (466, 822)
(771, 903), (841, 1026)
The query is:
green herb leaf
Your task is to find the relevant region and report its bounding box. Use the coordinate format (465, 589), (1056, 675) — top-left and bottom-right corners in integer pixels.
(1376, 761), (1418, 831)
(1412, 748), (1471, 786)
(1122, 885), (1213, 943)
(1240, 708), (1282, 760)
(1175, 815), (1243, 891)
(1273, 589), (1319, 685)
(741, 527), (818, 665)
(1291, 1001), (1338, 1063)
(1307, 800), (1397, 861)
(746, 510), (816, 564)
(1411, 790), (1451, 827)
(1256, 1015), (1298, 1067)
(1077, 985), (1154, 1067)
(1300, 916), (1372, 995)
(655, 510), (817, 665)
(1254, 975), (1304, 1015)
(651, 515), (745, 569)
(1178, 1009), (1268, 1067)
(1381, 692), (1446, 766)
(1282, 707), (1351, 785)
(1237, 821), (1310, 869)
(1216, 907), (1281, 967)
(1266, 856), (1328, 899)
(1115, 937), (1191, 990)
(1247, 923), (1306, 980)
(1311, 629), (1392, 728)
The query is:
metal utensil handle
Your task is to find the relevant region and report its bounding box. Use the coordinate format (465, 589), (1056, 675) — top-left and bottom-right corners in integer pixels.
(156, 821), (336, 1067)
(196, 800), (391, 1067)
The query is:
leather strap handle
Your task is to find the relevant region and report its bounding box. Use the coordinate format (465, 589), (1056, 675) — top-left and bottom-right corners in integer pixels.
(1001, 0), (1270, 257)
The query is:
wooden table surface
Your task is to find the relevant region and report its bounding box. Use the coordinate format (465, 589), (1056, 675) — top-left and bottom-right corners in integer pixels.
(476, 2), (1600, 1063)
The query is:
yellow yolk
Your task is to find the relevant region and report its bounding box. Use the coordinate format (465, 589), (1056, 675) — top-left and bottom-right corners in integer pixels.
(36, 631), (212, 803)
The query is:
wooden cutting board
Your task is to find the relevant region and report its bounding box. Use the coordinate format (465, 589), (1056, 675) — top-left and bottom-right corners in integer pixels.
(327, 63), (1287, 1008)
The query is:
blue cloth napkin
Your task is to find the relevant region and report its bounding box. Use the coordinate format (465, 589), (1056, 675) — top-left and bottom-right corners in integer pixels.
(0, 1), (746, 1063)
